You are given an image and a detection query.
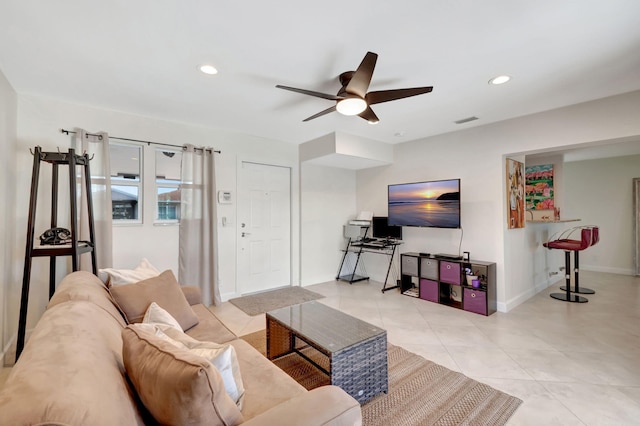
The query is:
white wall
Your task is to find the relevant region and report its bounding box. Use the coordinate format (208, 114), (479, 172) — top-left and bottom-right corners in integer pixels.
(564, 154), (640, 275)
(0, 68), (18, 364)
(354, 90), (640, 312)
(300, 163), (356, 285)
(7, 94), (299, 356)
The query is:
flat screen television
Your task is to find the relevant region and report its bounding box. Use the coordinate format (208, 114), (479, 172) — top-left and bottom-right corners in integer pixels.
(372, 216), (403, 240)
(388, 178), (461, 228)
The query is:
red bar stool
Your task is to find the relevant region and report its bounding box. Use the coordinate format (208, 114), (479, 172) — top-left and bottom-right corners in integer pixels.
(543, 226), (597, 303)
(559, 226), (598, 295)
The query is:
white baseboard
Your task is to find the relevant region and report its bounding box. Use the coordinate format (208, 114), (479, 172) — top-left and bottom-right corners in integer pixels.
(220, 291), (239, 303)
(581, 265), (635, 275)
(300, 274), (339, 287)
(500, 265), (635, 312)
(501, 276), (563, 312)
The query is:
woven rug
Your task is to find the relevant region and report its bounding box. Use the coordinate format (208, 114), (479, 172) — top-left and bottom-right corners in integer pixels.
(229, 287), (325, 316)
(241, 330), (522, 426)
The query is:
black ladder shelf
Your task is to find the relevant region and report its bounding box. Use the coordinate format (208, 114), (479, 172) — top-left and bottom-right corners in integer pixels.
(16, 146), (97, 360)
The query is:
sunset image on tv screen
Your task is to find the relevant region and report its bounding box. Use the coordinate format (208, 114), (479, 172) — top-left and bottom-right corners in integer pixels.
(388, 179), (460, 228)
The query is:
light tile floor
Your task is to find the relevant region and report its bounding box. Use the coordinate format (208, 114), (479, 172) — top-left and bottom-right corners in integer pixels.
(210, 271), (640, 426)
(1, 271), (638, 425)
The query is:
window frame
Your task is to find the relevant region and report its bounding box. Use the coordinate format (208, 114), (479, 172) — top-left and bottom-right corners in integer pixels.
(109, 141), (144, 225)
(154, 147), (182, 225)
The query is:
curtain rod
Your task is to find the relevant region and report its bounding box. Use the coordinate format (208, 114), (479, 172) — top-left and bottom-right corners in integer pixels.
(59, 128), (221, 154)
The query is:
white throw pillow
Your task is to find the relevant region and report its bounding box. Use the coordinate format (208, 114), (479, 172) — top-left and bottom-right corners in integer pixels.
(143, 302), (183, 332)
(131, 323), (245, 409)
(99, 258), (160, 286)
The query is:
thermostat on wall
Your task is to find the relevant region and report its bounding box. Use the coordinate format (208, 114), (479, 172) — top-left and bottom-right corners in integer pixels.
(217, 190), (232, 204)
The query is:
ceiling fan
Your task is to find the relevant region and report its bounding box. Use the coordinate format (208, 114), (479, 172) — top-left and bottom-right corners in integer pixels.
(276, 51), (433, 124)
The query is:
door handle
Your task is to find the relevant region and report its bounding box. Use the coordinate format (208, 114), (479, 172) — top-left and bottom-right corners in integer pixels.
(242, 232), (251, 237)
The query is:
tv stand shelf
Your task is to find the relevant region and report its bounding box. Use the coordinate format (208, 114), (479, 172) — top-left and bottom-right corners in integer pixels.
(400, 252), (496, 316)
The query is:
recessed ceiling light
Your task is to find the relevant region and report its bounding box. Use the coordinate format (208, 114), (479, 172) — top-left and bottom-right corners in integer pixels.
(199, 64), (218, 75)
(489, 75), (511, 85)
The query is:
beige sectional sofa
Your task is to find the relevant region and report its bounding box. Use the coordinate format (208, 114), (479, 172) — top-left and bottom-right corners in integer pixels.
(0, 271), (362, 425)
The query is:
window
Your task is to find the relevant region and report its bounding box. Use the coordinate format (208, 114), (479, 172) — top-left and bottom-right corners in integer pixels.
(109, 143), (142, 222)
(155, 148), (182, 222)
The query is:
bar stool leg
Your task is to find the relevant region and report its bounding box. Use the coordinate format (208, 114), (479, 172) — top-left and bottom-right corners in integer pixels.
(551, 250), (588, 303)
(560, 251), (595, 294)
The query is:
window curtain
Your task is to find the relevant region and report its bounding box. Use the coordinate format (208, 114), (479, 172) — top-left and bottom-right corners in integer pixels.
(179, 144), (220, 306)
(74, 128), (113, 270)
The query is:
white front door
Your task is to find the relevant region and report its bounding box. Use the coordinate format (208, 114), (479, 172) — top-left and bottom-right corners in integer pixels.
(237, 162), (291, 294)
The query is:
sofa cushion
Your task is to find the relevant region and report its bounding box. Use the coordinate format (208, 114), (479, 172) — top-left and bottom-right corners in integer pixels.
(99, 257), (160, 286)
(47, 270), (127, 327)
(0, 300), (145, 426)
(110, 269), (199, 331)
(229, 339), (307, 420)
(187, 304), (238, 344)
(241, 386), (362, 426)
(122, 325), (244, 426)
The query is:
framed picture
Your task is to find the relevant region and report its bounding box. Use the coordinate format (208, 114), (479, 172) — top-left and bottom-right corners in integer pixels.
(506, 158), (525, 229)
(525, 164), (554, 210)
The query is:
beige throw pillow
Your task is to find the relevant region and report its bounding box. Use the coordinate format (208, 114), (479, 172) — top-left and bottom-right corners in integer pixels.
(122, 325), (244, 426)
(99, 258), (160, 286)
(135, 322), (245, 409)
(109, 270), (199, 331)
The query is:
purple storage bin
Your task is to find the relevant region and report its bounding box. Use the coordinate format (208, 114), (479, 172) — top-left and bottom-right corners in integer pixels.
(463, 288), (487, 315)
(439, 261), (461, 284)
(419, 279), (438, 302)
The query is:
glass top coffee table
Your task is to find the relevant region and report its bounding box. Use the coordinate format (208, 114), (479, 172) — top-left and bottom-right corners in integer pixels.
(266, 300), (388, 404)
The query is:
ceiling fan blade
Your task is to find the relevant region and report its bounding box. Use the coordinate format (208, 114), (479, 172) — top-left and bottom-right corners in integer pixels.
(345, 51), (378, 98)
(358, 106), (379, 124)
(276, 85), (343, 101)
(302, 105), (337, 122)
(366, 86), (433, 105)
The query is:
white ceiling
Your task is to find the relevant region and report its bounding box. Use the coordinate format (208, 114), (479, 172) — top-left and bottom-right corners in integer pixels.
(2, 1), (640, 146)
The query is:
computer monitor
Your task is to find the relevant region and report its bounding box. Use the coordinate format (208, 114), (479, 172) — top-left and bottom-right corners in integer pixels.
(372, 216), (402, 240)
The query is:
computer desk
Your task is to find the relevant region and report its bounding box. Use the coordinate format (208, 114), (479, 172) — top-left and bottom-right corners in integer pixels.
(337, 238), (403, 292)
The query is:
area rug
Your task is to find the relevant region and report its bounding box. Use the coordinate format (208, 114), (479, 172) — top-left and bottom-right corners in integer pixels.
(229, 287), (325, 316)
(241, 330), (522, 426)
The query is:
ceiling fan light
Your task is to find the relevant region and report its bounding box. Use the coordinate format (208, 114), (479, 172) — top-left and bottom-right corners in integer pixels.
(336, 97), (367, 116)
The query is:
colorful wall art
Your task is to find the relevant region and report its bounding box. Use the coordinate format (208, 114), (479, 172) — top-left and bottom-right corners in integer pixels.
(506, 158), (525, 229)
(525, 164), (554, 210)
